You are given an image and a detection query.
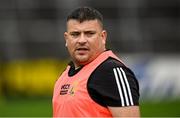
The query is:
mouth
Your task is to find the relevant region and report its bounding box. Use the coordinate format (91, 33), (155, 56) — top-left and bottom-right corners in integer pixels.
(76, 47), (89, 51)
(75, 47), (89, 54)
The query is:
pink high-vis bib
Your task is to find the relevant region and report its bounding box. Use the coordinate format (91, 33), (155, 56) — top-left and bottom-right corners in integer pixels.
(52, 50), (122, 117)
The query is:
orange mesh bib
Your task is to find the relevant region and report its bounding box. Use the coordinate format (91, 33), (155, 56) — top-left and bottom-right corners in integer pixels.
(52, 50), (122, 117)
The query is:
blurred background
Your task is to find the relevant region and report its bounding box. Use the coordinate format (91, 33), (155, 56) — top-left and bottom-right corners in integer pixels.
(0, 0), (180, 117)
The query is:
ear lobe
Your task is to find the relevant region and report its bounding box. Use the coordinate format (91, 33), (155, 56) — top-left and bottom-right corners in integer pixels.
(65, 43), (67, 47)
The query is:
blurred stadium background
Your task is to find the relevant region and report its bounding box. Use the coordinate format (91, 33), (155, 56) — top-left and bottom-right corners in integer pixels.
(0, 0), (180, 117)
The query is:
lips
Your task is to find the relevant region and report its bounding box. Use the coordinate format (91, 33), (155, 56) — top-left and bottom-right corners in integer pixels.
(76, 48), (88, 51)
(75, 47), (89, 54)
(76, 47), (89, 51)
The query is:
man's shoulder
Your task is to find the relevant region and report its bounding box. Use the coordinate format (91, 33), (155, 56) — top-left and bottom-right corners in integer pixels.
(89, 57), (128, 79)
(97, 57), (126, 71)
(91, 56), (136, 79)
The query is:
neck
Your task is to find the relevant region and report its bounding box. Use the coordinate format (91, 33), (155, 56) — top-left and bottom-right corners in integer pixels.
(75, 66), (81, 70)
(73, 62), (82, 70)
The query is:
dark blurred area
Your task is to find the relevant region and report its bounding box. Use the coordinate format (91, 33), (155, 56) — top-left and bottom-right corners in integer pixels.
(0, 0), (179, 61)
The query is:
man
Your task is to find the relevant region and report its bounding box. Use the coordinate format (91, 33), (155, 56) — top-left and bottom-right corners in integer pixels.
(52, 6), (140, 117)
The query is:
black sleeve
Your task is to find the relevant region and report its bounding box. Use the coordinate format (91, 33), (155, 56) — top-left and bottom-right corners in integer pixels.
(87, 58), (140, 107)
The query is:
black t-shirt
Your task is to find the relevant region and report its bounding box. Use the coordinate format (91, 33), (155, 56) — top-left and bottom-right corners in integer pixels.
(68, 57), (139, 107)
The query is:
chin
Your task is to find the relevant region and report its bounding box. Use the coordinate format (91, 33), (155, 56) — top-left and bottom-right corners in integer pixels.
(76, 55), (88, 61)
(77, 59), (88, 64)
(76, 57), (90, 65)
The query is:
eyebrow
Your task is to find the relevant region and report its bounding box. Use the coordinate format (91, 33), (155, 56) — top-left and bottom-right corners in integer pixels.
(69, 30), (95, 34)
(84, 31), (96, 34)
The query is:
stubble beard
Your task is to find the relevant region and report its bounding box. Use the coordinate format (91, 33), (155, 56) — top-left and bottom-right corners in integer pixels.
(73, 52), (90, 66)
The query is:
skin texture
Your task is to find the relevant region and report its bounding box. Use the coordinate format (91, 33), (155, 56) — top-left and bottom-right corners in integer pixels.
(108, 106), (140, 117)
(64, 19), (140, 117)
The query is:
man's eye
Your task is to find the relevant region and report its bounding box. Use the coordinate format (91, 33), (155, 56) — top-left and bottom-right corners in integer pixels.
(86, 32), (95, 37)
(70, 33), (79, 37)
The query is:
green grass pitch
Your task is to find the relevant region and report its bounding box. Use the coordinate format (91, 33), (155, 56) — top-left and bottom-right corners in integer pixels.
(0, 98), (180, 117)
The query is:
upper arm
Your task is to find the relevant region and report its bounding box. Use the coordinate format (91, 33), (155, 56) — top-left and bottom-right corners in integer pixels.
(108, 106), (140, 117)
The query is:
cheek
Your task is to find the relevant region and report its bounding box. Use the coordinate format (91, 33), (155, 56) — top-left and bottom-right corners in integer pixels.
(67, 39), (75, 48)
(90, 42), (100, 54)
(66, 42), (74, 52)
(93, 38), (103, 48)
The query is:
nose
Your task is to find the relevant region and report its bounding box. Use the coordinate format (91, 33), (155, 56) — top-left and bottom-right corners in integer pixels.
(77, 33), (87, 44)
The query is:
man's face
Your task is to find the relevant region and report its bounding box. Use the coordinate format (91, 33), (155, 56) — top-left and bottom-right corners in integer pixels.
(64, 19), (107, 67)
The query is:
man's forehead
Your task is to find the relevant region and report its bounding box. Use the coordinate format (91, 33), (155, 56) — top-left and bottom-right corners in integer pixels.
(68, 29), (96, 33)
(67, 20), (101, 32)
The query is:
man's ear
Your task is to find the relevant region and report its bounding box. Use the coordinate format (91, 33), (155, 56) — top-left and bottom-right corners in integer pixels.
(64, 32), (68, 47)
(101, 30), (107, 45)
